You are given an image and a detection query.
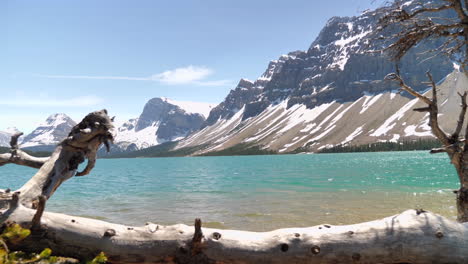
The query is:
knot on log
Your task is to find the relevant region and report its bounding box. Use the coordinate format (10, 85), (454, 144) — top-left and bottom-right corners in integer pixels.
(311, 245), (321, 255)
(104, 229), (116, 237)
(280, 243), (289, 252)
(212, 232), (221, 240)
(416, 208), (427, 215)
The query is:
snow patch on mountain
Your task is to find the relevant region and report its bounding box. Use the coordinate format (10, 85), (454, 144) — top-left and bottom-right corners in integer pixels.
(115, 119), (161, 150)
(161, 98), (216, 118)
(113, 97), (210, 151)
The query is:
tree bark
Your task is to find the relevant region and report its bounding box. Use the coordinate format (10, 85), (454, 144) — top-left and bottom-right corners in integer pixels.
(1, 110), (467, 263)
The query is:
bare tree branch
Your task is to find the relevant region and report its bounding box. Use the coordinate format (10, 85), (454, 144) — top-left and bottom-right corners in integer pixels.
(378, 0), (467, 66)
(452, 92), (468, 141)
(384, 73), (432, 104)
(385, 71), (451, 146)
(0, 133), (49, 169)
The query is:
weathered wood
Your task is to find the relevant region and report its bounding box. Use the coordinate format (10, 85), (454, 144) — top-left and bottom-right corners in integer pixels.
(2, 205), (467, 264)
(16, 109), (113, 208)
(0, 131), (49, 169)
(0, 151), (49, 169)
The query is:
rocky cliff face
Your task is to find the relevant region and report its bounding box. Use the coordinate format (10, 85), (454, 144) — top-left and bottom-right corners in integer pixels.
(113, 98), (210, 151)
(172, 0), (456, 154)
(20, 113), (76, 150)
(201, 3), (451, 126)
(176, 69), (465, 154)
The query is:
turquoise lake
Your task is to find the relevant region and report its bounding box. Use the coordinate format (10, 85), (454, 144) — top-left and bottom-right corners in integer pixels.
(0, 151), (459, 231)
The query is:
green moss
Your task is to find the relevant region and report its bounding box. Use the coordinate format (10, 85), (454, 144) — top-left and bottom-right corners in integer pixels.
(86, 252), (107, 264)
(0, 224), (107, 264)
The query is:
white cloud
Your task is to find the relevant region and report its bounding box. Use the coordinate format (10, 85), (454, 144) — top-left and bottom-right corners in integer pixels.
(0, 95), (103, 107)
(36, 66), (233, 87)
(150, 66), (212, 84)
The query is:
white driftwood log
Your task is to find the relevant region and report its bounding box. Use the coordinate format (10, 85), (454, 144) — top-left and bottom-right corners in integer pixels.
(2, 204), (468, 264)
(1, 109), (467, 263)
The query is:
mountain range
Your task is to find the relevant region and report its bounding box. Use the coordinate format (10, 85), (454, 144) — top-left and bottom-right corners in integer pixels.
(1, 0), (461, 155)
(0, 99), (215, 152)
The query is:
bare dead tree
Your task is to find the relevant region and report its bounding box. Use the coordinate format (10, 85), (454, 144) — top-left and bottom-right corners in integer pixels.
(378, 0), (468, 68)
(378, 0), (468, 222)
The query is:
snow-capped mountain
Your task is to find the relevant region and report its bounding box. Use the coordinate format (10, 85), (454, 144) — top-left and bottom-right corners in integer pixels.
(0, 127), (20, 147)
(175, 69), (465, 154)
(20, 113), (77, 150)
(164, 0), (456, 155)
(113, 98), (216, 151)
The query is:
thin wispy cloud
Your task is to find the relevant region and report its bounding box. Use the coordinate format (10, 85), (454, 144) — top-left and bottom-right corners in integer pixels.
(0, 95), (103, 107)
(37, 66), (234, 87)
(151, 66), (212, 84)
(38, 75), (148, 81)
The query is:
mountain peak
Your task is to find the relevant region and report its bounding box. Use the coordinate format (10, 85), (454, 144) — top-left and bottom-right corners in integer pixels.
(43, 113), (75, 127)
(4, 127), (19, 135)
(21, 113), (77, 149)
(113, 97), (213, 151)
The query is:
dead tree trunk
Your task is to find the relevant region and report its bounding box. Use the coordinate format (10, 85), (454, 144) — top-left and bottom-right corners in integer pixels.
(1, 109), (468, 263)
(387, 70), (468, 222)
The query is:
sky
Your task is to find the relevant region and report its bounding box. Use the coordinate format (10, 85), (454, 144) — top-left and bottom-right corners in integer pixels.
(1, 0), (381, 133)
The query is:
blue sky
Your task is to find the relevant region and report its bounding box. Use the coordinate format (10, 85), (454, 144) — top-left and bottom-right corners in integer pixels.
(1, 0), (380, 133)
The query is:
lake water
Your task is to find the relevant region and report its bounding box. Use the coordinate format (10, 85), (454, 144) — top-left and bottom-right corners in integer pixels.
(0, 151), (459, 231)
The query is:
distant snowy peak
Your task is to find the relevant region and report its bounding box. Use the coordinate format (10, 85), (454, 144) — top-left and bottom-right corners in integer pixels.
(161, 97), (217, 118)
(42, 113), (73, 127)
(20, 113), (76, 149)
(4, 127), (19, 135)
(113, 97), (209, 151)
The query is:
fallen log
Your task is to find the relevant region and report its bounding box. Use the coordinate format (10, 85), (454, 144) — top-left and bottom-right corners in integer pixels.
(1, 109), (467, 263)
(3, 204), (468, 264)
